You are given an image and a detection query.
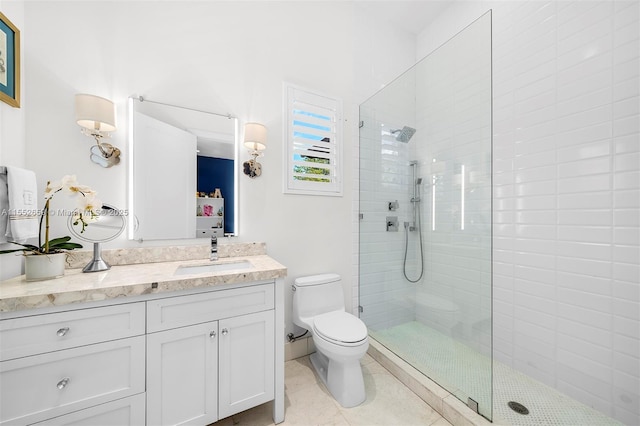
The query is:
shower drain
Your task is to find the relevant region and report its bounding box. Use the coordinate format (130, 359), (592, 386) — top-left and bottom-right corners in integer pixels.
(508, 401), (530, 415)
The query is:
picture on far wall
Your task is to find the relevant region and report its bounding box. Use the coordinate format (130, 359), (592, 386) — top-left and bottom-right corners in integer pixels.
(0, 11), (20, 108)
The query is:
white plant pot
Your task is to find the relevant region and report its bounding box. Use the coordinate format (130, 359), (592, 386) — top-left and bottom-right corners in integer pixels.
(24, 253), (67, 281)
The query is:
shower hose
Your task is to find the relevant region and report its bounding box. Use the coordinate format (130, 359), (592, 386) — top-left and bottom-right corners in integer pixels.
(403, 202), (425, 283)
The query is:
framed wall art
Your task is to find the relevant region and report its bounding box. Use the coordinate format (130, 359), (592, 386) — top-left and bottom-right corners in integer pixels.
(0, 11), (20, 108)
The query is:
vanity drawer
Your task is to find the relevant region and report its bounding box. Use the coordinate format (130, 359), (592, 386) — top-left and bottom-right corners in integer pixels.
(0, 336), (145, 425)
(0, 303), (145, 361)
(147, 283), (274, 332)
(31, 393), (145, 426)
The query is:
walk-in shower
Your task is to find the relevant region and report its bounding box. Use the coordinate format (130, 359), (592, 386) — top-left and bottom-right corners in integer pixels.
(359, 11), (494, 419)
(359, 9), (626, 426)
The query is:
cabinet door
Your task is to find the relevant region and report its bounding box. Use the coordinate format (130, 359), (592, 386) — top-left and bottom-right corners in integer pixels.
(146, 321), (218, 426)
(218, 310), (274, 419)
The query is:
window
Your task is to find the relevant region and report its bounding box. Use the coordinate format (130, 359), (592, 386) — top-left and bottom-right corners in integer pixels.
(283, 83), (343, 196)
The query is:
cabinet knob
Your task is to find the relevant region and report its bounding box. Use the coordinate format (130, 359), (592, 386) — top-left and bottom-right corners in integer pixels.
(57, 377), (70, 390)
(221, 328), (229, 336)
(210, 330), (216, 339)
(56, 327), (70, 337)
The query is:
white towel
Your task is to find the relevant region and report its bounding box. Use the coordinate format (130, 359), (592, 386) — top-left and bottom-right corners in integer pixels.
(1, 166), (39, 243)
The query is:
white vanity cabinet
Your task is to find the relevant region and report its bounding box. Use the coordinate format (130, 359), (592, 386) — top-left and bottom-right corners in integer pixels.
(0, 278), (285, 426)
(145, 282), (276, 425)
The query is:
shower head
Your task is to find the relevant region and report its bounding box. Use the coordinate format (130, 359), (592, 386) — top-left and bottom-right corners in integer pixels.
(391, 126), (417, 143)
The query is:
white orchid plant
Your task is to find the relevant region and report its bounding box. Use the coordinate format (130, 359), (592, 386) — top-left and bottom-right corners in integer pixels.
(0, 175), (101, 255)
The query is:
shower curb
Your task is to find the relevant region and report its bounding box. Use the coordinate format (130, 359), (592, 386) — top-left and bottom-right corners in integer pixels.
(367, 339), (493, 426)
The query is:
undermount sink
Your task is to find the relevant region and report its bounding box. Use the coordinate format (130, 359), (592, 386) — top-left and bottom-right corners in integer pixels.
(174, 260), (253, 276)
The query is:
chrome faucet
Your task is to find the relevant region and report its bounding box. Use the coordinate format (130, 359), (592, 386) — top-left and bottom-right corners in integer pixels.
(210, 235), (218, 261)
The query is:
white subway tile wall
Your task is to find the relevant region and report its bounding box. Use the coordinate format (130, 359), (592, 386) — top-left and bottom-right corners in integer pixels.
(358, 77), (418, 330)
(412, 1), (639, 424)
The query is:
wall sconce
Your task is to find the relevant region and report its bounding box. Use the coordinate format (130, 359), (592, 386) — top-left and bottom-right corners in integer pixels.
(243, 122), (267, 178)
(75, 94), (120, 168)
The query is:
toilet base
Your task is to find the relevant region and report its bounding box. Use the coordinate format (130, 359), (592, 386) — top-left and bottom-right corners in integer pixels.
(310, 351), (366, 408)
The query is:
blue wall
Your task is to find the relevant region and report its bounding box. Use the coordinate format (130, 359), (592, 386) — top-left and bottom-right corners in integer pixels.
(197, 156), (234, 234)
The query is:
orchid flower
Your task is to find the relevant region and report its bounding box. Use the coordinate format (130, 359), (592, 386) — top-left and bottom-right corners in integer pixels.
(44, 179), (64, 199)
(0, 175), (100, 255)
(72, 194), (102, 232)
(64, 175), (95, 198)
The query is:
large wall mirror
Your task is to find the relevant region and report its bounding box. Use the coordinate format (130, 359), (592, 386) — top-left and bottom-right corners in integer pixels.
(128, 96), (238, 241)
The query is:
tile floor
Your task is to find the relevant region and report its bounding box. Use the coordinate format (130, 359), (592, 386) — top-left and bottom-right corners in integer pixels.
(372, 322), (622, 425)
(213, 354), (451, 426)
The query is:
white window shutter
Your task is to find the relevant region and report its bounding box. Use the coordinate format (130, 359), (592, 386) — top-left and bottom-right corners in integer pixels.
(283, 83), (343, 196)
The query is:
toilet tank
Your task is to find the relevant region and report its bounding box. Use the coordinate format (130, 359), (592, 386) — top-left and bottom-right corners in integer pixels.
(293, 274), (345, 323)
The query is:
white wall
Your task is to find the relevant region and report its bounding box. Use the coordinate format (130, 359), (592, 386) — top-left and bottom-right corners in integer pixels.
(0, 1), (26, 280)
(418, 1), (639, 424)
(16, 1), (416, 339)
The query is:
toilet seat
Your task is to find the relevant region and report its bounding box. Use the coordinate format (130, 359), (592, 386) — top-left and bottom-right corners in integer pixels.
(313, 311), (368, 346)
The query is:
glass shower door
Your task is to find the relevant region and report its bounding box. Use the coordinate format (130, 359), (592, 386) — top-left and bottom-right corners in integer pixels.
(359, 11), (492, 420)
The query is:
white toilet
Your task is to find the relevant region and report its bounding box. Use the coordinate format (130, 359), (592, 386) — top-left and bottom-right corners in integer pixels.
(292, 273), (369, 408)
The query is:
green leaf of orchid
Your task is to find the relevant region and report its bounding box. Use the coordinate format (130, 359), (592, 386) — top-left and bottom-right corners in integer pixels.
(50, 242), (83, 250)
(46, 236), (72, 246)
(0, 248), (36, 254)
(0, 242), (41, 254)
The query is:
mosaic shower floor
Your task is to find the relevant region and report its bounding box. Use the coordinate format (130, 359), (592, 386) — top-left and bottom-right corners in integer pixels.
(371, 321), (621, 425)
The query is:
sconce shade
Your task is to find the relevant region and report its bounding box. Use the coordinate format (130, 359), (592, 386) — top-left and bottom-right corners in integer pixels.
(243, 122), (267, 151)
(75, 94), (116, 132)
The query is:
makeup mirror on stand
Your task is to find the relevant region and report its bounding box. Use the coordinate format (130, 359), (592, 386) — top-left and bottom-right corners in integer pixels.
(68, 204), (126, 272)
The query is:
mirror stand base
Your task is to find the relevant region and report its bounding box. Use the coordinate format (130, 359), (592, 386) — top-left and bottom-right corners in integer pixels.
(82, 242), (111, 273)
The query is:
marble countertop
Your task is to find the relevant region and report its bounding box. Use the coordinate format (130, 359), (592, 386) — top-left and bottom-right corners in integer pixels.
(0, 254), (287, 313)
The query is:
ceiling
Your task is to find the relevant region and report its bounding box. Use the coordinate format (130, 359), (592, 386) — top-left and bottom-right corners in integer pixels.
(358, 1), (452, 35)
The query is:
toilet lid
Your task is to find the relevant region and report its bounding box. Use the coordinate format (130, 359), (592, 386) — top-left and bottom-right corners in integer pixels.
(313, 311), (368, 344)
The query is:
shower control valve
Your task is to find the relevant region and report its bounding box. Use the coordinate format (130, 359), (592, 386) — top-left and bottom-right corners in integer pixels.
(386, 216), (399, 232)
(388, 200), (399, 211)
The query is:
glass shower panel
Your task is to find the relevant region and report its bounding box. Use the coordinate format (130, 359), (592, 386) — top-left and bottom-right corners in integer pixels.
(359, 64), (417, 332)
(359, 12), (492, 420)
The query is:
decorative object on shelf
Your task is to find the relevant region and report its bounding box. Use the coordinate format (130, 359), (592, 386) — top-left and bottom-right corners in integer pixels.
(195, 197), (224, 238)
(67, 204), (126, 273)
(0, 175), (100, 281)
(243, 122), (267, 178)
(0, 11), (20, 108)
(75, 93), (120, 168)
(213, 188), (222, 198)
